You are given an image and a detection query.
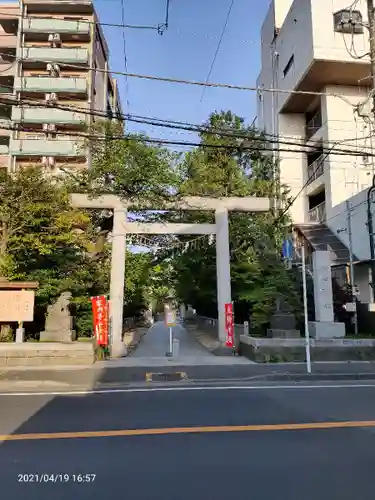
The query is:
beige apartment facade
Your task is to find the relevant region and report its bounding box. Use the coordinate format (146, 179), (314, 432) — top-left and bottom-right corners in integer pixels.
(257, 0), (375, 306)
(0, 0), (122, 173)
(257, 0), (373, 226)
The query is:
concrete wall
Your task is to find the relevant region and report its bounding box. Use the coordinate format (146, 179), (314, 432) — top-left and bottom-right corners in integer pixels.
(313, 0), (368, 63)
(0, 342), (95, 366)
(259, 0), (369, 115)
(92, 27), (107, 113)
(323, 86), (374, 214)
(327, 187), (370, 261)
(257, 1), (374, 224)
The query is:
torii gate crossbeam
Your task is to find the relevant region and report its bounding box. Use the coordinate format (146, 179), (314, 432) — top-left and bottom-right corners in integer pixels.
(71, 194), (271, 357)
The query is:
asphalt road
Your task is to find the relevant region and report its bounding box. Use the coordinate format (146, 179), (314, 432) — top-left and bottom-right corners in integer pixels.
(1, 383), (375, 499)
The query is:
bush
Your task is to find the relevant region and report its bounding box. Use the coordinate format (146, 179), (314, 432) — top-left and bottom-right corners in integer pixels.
(0, 324), (13, 342)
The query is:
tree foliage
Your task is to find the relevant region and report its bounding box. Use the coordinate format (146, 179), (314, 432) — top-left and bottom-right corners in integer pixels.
(154, 110), (301, 332)
(76, 120), (182, 208)
(0, 167), (109, 336)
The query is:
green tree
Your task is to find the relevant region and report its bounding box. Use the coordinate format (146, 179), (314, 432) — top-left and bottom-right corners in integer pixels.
(155, 110), (301, 332)
(0, 167), (109, 337)
(77, 120), (182, 208)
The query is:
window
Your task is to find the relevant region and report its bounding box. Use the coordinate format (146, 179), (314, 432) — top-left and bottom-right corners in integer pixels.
(283, 55), (294, 78)
(333, 9), (363, 34)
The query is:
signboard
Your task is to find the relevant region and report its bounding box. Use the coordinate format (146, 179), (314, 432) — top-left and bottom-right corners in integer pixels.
(164, 306), (176, 327)
(0, 290), (35, 322)
(91, 295), (109, 346)
(282, 238), (293, 260)
(225, 302), (234, 348)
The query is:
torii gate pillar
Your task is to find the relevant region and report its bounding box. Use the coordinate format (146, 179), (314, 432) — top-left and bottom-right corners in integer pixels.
(70, 194), (271, 357)
(215, 208), (231, 342)
(110, 208), (127, 357)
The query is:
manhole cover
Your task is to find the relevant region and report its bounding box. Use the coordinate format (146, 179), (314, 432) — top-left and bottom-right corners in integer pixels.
(145, 372), (187, 382)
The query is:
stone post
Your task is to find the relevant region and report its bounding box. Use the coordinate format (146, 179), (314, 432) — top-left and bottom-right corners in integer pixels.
(109, 209), (127, 357)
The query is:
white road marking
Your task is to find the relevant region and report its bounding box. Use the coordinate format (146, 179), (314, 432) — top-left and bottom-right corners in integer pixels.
(1, 383), (375, 396)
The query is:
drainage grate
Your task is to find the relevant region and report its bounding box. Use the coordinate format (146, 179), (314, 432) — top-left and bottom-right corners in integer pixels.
(145, 372), (187, 382)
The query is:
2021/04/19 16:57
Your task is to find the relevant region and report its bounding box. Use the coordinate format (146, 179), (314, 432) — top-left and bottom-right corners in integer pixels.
(17, 473), (97, 483)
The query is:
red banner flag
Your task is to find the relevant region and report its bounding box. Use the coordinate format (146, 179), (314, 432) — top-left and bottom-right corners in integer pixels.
(224, 302), (234, 348)
(91, 295), (109, 346)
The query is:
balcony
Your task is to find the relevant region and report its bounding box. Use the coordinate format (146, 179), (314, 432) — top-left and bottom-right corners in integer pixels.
(23, 0), (93, 14)
(305, 109), (322, 141)
(307, 155), (324, 185)
(9, 137), (85, 157)
(22, 18), (90, 36)
(308, 202), (326, 223)
(12, 107), (87, 125)
(0, 118), (11, 136)
(19, 46), (88, 65)
(0, 34), (16, 49)
(14, 76), (87, 94)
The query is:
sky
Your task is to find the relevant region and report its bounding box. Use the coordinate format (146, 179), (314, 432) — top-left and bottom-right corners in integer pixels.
(93, 0), (271, 143)
(93, 0), (271, 252)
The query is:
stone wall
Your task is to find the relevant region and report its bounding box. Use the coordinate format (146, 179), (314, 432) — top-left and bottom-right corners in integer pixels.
(186, 315), (247, 351)
(239, 335), (375, 362)
(0, 342), (95, 367)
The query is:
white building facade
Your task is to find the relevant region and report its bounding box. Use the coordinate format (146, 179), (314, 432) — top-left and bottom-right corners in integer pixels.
(257, 0), (374, 225)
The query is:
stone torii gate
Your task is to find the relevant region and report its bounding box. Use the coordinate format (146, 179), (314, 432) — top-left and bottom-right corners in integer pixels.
(71, 194), (271, 357)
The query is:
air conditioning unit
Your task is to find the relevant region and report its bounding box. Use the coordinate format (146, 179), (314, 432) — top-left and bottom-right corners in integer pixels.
(49, 123), (56, 132)
(48, 157), (55, 167)
(53, 64), (60, 74)
(42, 123), (49, 131)
(48, 33), (61, 46)
(46, 63), (53, 72)
(45, 93), (57, 103)
(42, 156), (48, 165)
(363, 154), (370, 165)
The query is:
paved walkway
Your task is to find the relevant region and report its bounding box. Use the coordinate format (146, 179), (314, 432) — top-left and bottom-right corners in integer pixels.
(131, 321), (210, 358)
(121, 321), (252, 366)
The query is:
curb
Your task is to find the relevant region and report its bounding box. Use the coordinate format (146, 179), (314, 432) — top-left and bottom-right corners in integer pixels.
(1, 366), (375, 388)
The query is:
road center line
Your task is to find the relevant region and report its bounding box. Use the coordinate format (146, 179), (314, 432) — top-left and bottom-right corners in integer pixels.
(2, 420), (375, 441)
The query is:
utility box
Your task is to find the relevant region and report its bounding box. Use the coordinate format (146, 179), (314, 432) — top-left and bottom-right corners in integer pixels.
(172, 338), (179, 357)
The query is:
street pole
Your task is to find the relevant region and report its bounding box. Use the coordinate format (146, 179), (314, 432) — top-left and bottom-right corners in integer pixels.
(301, 243), (312, 374)
(366, 2), (375, 300)
(346, 200), (358, 335)
(367, 177), (375, 299)
(367, 0), (375, 114)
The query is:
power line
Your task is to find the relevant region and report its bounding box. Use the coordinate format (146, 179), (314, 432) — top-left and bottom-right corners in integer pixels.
(1, 94), (374, 156)
(119, 0), (130, 110)
(0, 80), (360, 145)
(0, 78), (371, 153)
(2, 119), (375, 159)
(0, 88), (374, 156)
(200, 0), (235, 103)
(0, 8), (164, 34)
(0, 50), (368, 102)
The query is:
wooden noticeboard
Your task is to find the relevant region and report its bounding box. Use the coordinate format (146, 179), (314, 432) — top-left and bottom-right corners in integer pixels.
(0, 290), (35, 322)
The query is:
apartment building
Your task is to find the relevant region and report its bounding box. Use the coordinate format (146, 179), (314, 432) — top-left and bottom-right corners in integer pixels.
(257, 0), (373, 228)
(0, 0), (122, 173)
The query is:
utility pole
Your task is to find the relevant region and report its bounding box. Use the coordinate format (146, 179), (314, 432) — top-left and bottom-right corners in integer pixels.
(367, 0), (375, 116)
(338, 202), (358, 335)
(346, 201), (358, 335)
(366, 2), (375, 299)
